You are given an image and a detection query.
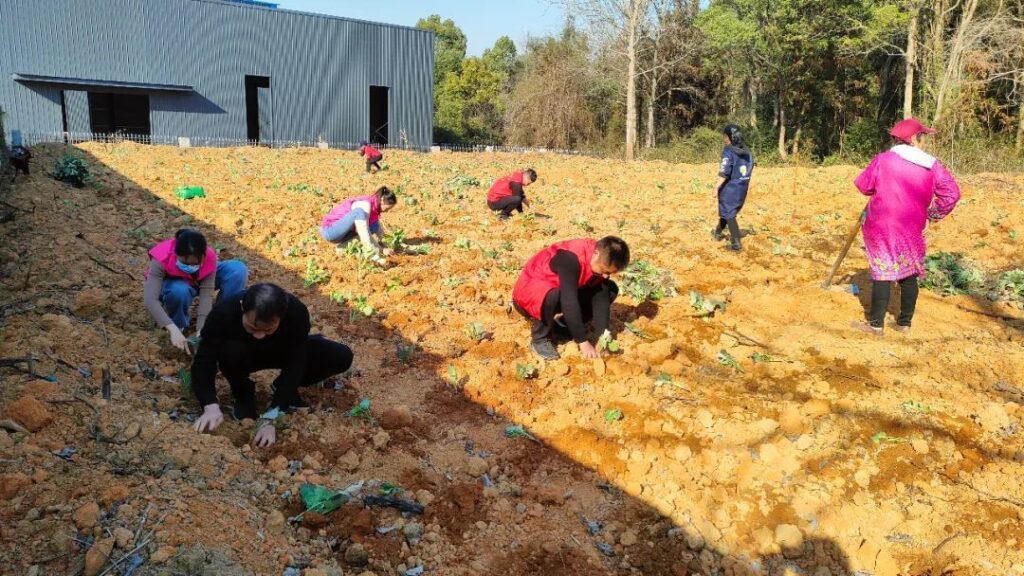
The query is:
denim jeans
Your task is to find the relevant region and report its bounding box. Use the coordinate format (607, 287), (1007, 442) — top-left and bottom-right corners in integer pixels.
(320, 208), (380, 244)
(161, 260), (248, 330)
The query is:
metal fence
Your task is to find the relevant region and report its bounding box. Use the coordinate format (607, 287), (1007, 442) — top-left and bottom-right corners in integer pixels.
(18, 131), (604, 157)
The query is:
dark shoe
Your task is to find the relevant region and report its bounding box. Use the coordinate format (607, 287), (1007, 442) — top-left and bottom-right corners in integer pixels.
(850, 321), (884, 337)
(726, 243), (742, 252)
(712, 229), (725, 241)
(497, 213), (510, 221)
(551, 316), (571, 340)
(233, 397), (258, 421)
(531, 339), (560, 360)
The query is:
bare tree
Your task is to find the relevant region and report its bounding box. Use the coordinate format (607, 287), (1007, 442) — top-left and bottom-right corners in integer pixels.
(562, 0), (654, 160)
(640, 0), (698, 148)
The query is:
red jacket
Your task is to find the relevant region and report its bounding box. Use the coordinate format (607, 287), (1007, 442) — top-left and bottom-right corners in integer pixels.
(361, 144), (382, 159)
(487, 171), (524, 203)
(512, 239), (598, 320)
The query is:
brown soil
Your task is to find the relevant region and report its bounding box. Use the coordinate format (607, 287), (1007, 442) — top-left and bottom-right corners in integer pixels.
(0, 142), (1022, 575)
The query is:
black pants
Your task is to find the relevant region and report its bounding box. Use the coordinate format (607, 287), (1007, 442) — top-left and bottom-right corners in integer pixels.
(218, 335), (353, 404)
(365, 155), (382, 173)
(516, 281), (618, 343)
(869, 276), (919, 328)
(715, 217), (741, 244)
(488, 196), (524, 217)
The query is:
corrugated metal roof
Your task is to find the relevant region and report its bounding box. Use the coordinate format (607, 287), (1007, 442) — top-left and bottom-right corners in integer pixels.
(13, 73), (193, 92)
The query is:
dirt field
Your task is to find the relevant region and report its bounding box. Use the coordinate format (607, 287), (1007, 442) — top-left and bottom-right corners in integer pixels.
(1, 142), (1023, 576)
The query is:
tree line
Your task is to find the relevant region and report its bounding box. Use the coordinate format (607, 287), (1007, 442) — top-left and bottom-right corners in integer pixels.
(417, 0), (1024, 168)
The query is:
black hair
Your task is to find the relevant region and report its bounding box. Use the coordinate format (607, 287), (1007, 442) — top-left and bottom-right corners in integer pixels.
(596, 236), (630, 271)
(358, 140), (368, 147)
(722, 124), (746, 147)
(241, 283), (289, 324)
(376, 186), (397, 207)
(524, 168), (537, 182)
(173, 228), (207, 259)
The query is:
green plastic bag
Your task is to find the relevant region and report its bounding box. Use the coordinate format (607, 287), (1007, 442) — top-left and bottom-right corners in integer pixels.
(300, 483), (349, 515)
(175, 186), (206, 200)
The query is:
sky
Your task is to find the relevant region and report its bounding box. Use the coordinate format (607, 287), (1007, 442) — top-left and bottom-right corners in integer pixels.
(275, 0), (567, 56)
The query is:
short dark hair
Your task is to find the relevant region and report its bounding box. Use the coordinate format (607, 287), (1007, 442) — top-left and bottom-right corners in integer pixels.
(173, 228), (207, 259)
(376, 186), (397, 207)
(523, 168), (537, 182)
(241, 283), (289, 324)
(596, 236), (630, 271)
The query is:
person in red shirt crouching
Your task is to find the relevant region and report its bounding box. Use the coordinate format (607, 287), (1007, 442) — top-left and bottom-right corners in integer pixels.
(487, 168), (536, 220)
(359, 141), (384, 173)
(512, 236), (630, 360)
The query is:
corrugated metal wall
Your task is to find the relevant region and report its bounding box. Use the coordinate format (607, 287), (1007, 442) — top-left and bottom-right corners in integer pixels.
(0, 0), (434, 147)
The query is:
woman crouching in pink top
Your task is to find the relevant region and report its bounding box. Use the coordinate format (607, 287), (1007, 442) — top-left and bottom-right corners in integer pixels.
(851, 118), (961, 335)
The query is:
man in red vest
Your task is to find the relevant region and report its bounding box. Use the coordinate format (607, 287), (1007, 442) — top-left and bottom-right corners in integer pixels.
(487, 168), (537, 220)
(512, 236), (630, 360)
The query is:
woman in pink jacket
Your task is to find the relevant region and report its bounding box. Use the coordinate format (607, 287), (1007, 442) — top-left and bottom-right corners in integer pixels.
(852, 118), (961, 335)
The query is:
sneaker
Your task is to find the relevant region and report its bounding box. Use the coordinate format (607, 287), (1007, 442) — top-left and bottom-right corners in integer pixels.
(893, 324), (911, 334)
(233, 397), (258, 421)
(850, 321), (884, 336)
(531, 339), (560, 360)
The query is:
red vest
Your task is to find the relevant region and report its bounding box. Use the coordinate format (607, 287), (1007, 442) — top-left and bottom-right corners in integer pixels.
(487, 171), (524, 203)
(362, 144), (382, 158)
(147, 238), (217, 287)
(512, 238), (598, 320)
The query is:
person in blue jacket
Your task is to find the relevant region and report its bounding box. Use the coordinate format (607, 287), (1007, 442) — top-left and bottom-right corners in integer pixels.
(711, 124), (754, 251)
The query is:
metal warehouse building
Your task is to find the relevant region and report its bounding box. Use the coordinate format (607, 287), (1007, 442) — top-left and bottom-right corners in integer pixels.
(0, 0), (434, 148)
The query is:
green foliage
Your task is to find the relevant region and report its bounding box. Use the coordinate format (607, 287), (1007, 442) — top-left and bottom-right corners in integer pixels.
(396, 343), (416, 363)
(920, 253), (984, 296)
(689, 290), (727, 317)
(383, 228), (407, 251)
(717, 350), (743, 372)
(621, 261), (677, 302)
(52, 153), (90, 187)
(303, 258), (329, 287)
(454, 238), (472, 249)
(466, 322), (487, 342)
(571, 215), (594, 233)
(604, 408), (624, 424)
(515, 363), (538, 380)
(504, 424), (538, 441)
(416, 15), (467, 89)
(597, 330), (620, 353)
(379, 482), (402, 496)
(751, 352), (781, 363)
(445, 175), (480, 191)
(995, 269), (1024, 300)
(300, 483), (349, 515)
(347, 399), (372, 420)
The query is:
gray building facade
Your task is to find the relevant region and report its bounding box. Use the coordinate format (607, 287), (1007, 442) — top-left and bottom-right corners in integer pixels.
(0, 0), (434, 148)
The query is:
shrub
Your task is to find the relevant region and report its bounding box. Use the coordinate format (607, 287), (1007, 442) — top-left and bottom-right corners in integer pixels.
(920, 252), (984, 296)
(53, 153), (90, 187)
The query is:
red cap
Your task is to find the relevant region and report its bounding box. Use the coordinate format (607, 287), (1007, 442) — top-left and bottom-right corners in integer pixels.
(890, 118), (936, 143)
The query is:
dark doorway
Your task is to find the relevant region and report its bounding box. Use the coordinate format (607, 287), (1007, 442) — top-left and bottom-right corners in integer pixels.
(369, 85), (389, 145)
(87, 92), (151, 135)
(245, 75), (271, 142)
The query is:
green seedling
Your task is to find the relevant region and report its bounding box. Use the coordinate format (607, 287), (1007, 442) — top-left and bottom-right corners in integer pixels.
(870, 431), (909, 445)
(571, 215), (594, 233)
(454, 238), (472, 250)
(689, 290), (727, 317)
(505, 425), (538, 442)
(330, 291), (347, 305)
(653, 373), (677, 388)
(396, 343), (415, 363)
(466, 322), (488, 342)
(597, 330), (620, 353)
(178, 368), (192, 395)
(515, 363), (538, 380)
(623, 322), (652, 340)
(379, 482), (402, 496)
(604, 408), (624, 423)
(442, 276), (464, 288)
(303, 258), (330, 287)
(751, 352), (782, 363)
(717, 350), (743, 372)
(347, 399), (372, 420)
(446, 365), (460, 387)
(622, 261), (677, 302)
(901, 400), (930, 413)
(349, 295), (374, 318)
